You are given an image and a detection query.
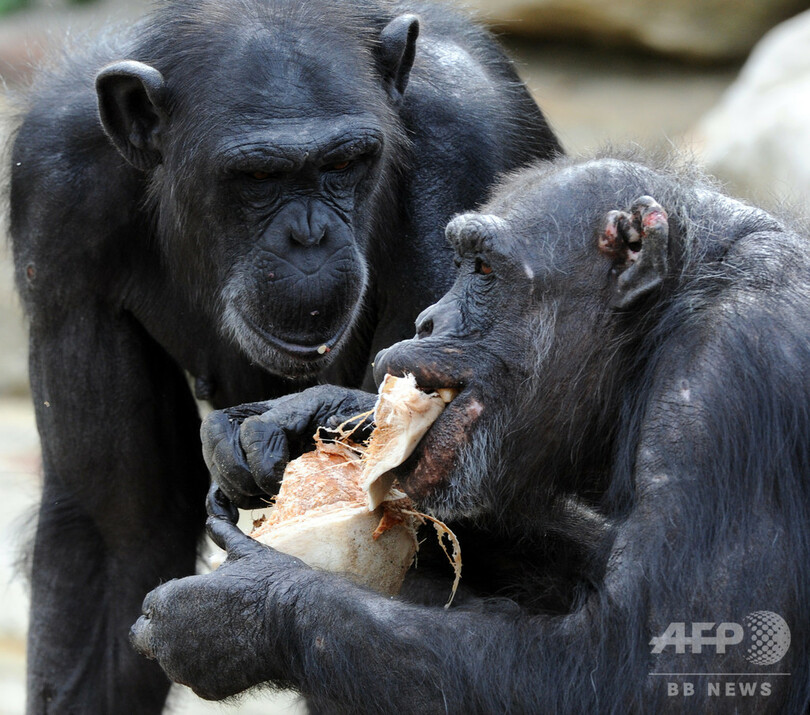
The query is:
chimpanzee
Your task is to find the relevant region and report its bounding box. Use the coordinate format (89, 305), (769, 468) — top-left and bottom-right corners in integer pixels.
(8, 0), (561, 710)
(132, 155), (810, 713)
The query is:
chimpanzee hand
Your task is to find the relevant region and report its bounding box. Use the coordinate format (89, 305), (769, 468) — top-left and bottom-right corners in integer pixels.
(202, 385), (377, 508)
(130, 501), (312, 700)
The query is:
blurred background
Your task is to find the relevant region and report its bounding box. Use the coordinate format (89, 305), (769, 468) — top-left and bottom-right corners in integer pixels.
(1, 0), (809, 712)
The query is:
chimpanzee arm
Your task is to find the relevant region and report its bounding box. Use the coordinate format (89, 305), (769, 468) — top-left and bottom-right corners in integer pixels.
(132, 464), (793, 714)
(130, 514), (588, 711)
(23, 298), (209, 713)
(11, 81), (213, 709)
(130, 510), (666, 712)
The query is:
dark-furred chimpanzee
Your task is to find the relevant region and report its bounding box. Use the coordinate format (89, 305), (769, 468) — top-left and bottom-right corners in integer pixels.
(9, 0), (561, 710)
(132, 155), (810, 713)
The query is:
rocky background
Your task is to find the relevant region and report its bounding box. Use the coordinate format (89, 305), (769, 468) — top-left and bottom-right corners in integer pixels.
(467, 0), (809, 61)
(1, 0), (809, 712)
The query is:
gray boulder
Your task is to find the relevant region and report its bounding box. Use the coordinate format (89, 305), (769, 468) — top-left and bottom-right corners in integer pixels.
(696, 10), (810, 204)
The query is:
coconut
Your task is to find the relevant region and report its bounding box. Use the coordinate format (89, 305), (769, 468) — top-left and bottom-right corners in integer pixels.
(244, 374), (456, 596)
(249, 440), (420, 595)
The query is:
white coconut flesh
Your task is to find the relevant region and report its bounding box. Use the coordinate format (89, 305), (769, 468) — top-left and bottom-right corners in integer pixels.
(254, 506), (415, 596)
(361, 373), (456, 510)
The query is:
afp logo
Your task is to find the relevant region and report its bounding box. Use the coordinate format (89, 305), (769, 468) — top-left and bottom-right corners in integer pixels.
(650, 611), (791, 666)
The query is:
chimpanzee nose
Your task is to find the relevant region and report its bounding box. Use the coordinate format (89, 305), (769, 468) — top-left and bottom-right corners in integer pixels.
(414, 296), (460, 340)
(289, 224), (326, 246)
(287, 201), (329, 247)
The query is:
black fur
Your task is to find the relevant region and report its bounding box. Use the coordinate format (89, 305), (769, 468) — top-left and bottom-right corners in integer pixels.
(8, 0), (560, 710)
(136, 154), (810, 713)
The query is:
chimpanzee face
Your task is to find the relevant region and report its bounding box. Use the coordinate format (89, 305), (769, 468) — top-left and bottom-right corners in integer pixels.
(211, 116), (384, 377)
(160, 28), (400, 378)
(375, 160), (671, 519)
(96, 11), (417, 379)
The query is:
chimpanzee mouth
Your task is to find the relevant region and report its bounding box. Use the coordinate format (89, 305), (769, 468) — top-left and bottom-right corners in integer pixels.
(393, 380), (485, 502)
(235, 310), (351, 364)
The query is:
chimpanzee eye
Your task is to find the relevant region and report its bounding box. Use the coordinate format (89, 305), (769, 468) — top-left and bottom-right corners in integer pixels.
(324, 160), (352, 172)
(474, 257), (493, 275)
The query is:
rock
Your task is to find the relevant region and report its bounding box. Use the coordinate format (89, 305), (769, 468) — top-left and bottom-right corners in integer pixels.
(457, 0), (808, 61)
(695, 10), (810, 204)
(0, 247), (29, 398)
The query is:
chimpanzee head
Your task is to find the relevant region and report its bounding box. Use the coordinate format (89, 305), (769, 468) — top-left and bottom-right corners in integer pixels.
(375, 158), (678, 521)
(94, 0), (418, 378)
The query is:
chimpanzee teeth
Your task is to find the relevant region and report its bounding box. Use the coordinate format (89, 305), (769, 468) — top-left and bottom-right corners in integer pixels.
(414, 384), (460, 403)
(436, 388), (460, 404)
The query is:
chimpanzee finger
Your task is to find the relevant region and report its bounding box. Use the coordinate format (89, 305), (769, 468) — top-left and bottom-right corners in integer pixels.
(239, 414), (291, 495)
(131, 579), (181, 658)
(206, 515), (267, 559)
(201, 410), (268, 509)
(206, 484), (239, 523)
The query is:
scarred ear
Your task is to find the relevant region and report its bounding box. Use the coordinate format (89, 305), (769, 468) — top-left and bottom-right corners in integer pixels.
(95, 60), (167, 171)
(598, 195), (670, 310)
(377, 14), (419, 104)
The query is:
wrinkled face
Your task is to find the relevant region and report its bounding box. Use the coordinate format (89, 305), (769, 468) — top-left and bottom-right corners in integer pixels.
(373, 211), (565, 519)
(374, 161), (662, 519)
(159, 29), (399, 378)
(210, 112), (386, 378)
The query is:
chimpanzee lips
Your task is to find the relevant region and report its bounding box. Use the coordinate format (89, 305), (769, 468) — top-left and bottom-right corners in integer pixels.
(237, 309), (350, 362)
(392, 382), (484, 502)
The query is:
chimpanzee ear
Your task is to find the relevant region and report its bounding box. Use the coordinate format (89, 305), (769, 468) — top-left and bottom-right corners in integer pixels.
(95, 60), (167, 171)
(598, 195), (670, 310)
(377, 14), (420, 104)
